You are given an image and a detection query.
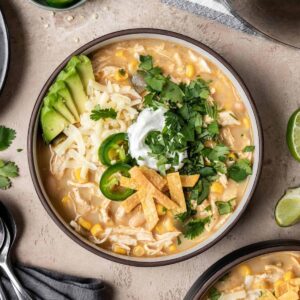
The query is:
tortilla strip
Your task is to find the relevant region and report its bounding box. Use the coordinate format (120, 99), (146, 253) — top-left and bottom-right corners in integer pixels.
(120, 176), (137, 190)
(129, 167), (178, 210)
(180, 175), (200, 187)
(167, 172), (187, 213)
(121, 191), (142, 213)
(140, 166), (167, 190)
(140, 187), (159, 231)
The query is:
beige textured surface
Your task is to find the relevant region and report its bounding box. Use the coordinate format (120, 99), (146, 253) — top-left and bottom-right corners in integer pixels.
(0, 0), (300, 299)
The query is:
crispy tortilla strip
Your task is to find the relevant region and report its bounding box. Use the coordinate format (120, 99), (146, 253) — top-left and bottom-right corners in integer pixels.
(121, 191), (142, 213)
(140, 187), (159, 231)
(130, 167), (178, 210)
(167, 172), (187, 213)
(140, 166), (167, 190)
(180, 174), (200, 187)
(120, 176), (137, 190)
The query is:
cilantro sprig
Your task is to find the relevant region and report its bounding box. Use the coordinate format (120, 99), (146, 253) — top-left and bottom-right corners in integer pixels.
(0, 126), (19, 190)
(184, 217), (210, 239)
(0, 160), (19, 190)
(228, 159), (252, 182)
(90, 106), (117, 121)
(0, 126), (16, 151)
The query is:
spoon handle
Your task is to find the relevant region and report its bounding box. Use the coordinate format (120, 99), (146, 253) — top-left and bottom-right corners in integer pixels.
(0, 280), (7, 300)
(1, 261), (33, 300)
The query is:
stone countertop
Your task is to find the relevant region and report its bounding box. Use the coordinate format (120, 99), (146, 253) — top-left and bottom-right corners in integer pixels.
(0, 0), (300, 299)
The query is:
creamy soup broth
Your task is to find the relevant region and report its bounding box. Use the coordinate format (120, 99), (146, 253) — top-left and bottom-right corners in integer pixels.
(38, 39), (253, 257)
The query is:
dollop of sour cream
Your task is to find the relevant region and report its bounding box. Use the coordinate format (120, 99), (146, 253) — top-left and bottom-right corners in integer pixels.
(127, 107), (187, 171)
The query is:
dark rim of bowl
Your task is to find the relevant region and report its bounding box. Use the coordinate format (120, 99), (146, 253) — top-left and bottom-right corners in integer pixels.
(0, 7), (10, 95)
(185, 239), (300, 300)
(220, 0), (300, 50)
(27, 28), (264, 267)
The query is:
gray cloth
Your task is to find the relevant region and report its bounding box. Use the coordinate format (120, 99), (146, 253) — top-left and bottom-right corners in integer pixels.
(161, 0), (255, 34)
(1, 265), (111, 300)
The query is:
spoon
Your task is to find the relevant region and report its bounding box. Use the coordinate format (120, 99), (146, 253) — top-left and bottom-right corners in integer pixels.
(0, 213), (33, 299)
(0, 219), (7, 300)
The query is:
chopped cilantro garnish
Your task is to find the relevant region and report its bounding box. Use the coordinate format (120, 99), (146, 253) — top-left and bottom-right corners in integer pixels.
(17, 148), (23, 152)
(184, 217), (210, 239)
(208, 287), (221, 300)
(216, 201), (233, 215)
(139, 55), (153, 71)
(243, 145), (255, 152)
(90, 106), (117, 121)
(0, 126), (16, 151)
(118, 68), (126, 76)
(228, 159), (252, 182)
(0, 160), (19, 190)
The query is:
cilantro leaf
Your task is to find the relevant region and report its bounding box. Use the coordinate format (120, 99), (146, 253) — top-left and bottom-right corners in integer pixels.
(0, 161), (19, 178)
(216, 201), (233, 215)
(207, 144), (230, 161)
(207, 121), (219, 136)
(0, 176), (11, 190)
(0, 160), (19, 190)
(184, 217), (210, 239)
(208, 287), (221, 300)
(243, 145), (255, 152)
(90, 106), (117, 121)
(139, 55), (153, 71)
(0, 126), (16, 151)
(228, 159), (252, 182)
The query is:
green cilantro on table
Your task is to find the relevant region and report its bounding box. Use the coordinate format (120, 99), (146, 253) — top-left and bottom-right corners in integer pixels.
(0, 160), (19, 190)
(0, 126), (19, 189)
(0, 126), (16, 151)
(90, 106), (117, 121)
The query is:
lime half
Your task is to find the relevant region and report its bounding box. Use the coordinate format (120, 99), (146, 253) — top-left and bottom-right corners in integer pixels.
(287, 108), (300, 162)
(275, 187), (300, 227)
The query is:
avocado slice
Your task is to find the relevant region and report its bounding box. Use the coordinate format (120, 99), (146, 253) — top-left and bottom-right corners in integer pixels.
(57, 67), (87, 114)
(49, 81), (80, 121)
(44, 93), (76, 124)
(66, 55), (95, 93)
(40, 106), (69, 144)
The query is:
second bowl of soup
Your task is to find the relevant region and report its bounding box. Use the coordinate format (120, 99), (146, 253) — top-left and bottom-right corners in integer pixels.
(186, 240), (300, 299)
(28, 29), (262, 266)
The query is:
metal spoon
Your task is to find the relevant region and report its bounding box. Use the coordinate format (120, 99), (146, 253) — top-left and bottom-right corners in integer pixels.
(0, 219), (7, 300)
(0, 217), (32, 300)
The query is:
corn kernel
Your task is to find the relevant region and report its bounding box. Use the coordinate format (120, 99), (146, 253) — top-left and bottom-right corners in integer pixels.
(186, 64), (195, 78)
(228, 152), (238, 161)
(62, 195), (71, 205)
(164, 217), (176, 232)
(211, 182), (224, 194)
(112, 244), (127, 255)
(114, 69), (128, 81)
(154, 222), (165, 235)
(78, 217), (92, 231)
(238, 265), (252, 277)
(90, 224), (103, 237)
(132, 245), (145, 257)
(167, 244), (177, 253)
(115, 50), (124, 57)
(128, 59), (138, 73)
(243, 117), (250, 129)
(73, 168), (88, 184)
(156, 204), (166, 216)
(283, 271), (294, 281)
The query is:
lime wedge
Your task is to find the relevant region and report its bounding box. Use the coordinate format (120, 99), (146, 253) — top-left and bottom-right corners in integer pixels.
(287, 108), (300, 162)
(275, 187), (300, 227)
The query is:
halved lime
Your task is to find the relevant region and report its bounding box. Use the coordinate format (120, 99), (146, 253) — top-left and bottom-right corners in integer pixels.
(275, 187), (300, 227)
(287, 108), (300, 162)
